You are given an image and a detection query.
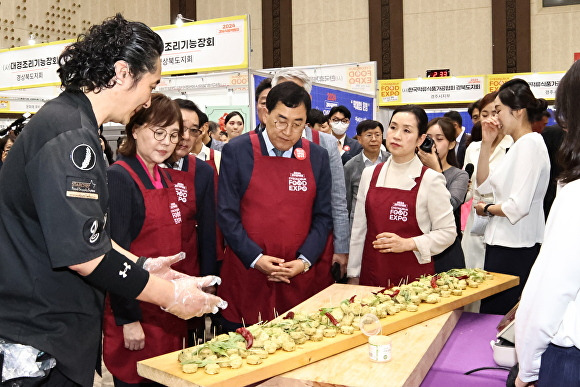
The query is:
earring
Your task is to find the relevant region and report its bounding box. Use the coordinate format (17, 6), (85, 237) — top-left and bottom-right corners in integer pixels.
(116, 79), (122, 85)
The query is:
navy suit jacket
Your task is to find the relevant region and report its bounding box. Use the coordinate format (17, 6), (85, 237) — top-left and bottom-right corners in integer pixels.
(340, 135), (363, 165)
(217, 132), (333, 268)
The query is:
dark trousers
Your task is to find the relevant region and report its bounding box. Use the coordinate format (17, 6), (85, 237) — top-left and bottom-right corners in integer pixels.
(480, 243), (540, 315)
(0, 366), (78, 387)
(538, 344), (580, 387)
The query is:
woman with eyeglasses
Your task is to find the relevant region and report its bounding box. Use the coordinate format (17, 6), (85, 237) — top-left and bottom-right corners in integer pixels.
(347, 105), (456, 287)
(103, 93), (189, 386)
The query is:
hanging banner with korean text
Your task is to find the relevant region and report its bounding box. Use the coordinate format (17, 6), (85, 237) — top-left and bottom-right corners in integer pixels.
(487, 72), (564, 99)
(378, 76), (485, 106)
(0, 15), (249, 91)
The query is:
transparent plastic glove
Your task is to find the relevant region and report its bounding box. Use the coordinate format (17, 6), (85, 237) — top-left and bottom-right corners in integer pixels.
(143, 252), (188, 280)
(162, 276), (228, 319)
(194, 275), (222, 289)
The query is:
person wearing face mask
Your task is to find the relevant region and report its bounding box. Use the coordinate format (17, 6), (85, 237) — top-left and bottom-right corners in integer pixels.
(474, 79), (550, 315)
(347, 105), (456, 287)
(328, 105), (362, 165)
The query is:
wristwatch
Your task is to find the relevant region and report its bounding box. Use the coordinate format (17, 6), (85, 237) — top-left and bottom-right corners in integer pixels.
(483, 203), (494, 216)
(299, 258), (311, 273)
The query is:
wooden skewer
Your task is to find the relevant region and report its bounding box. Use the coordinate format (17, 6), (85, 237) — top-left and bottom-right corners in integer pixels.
(182, 337), (186, 349)
(242, 317), (246, 328)
(258, 312), (262, 324)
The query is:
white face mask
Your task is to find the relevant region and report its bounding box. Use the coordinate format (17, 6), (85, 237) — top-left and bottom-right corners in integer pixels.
(331, 121), (349, 135)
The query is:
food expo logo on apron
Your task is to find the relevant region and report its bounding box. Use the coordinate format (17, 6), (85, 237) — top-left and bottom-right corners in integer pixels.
(389, 201), (409, 222)
(288, 171), (308, 192)
(170, 202), (182, 224)
(174, 182), (188, 203)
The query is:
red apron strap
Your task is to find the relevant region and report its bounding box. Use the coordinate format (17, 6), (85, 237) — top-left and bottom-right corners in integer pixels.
(114, 160), (147, 191)
(311, 129), (320, 145)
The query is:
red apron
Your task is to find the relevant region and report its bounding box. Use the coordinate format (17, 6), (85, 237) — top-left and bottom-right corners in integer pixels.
(166, 155), (199, 276)
(359, 163), (434, 287)
(218, 132), (332, 325)
(103, 160), (186, 384)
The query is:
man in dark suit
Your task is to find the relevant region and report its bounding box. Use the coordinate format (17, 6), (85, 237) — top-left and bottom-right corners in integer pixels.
(254, 77), (272, 132)
(444, 110), (468, 168)
(328, 105), (362, 164)
(344, 120), (390, 223)
(217, 82), (333, 330)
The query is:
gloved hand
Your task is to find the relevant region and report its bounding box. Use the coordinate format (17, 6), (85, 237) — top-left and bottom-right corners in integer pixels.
(143, 252), (188, 280)
(162, 276), (228, 319)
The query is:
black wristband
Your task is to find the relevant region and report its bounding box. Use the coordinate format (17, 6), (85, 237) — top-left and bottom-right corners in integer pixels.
(484, 203), (494, 216)
(136, 256), (148, 268)
(84, 250), (150, 299)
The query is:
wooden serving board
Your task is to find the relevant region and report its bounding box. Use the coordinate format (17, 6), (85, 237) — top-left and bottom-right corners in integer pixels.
(137, 272), (518, 387)
(260, 309), (462, 387)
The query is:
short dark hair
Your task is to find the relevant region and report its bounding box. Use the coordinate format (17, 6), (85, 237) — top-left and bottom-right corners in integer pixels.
(119, 93), (183, 157)
(356, 120), (384, 136)
(175, 98), (204, 126)
(443, 110), (462, 127)
(266, 82), (311, 113)
(467, 100), (481, 117)
(198, 111), (209, 127)
(307, 109), (327, 126)
(58, 14), (163, 92)
(225, 111), (244, 126)
(328, 105), (351, 120)
(427, 117), (458, 167)
(208, 121), (218, 134)
(390, 105), (428, 135)
(255, 78), (272, 102)
(498, 78), (548, 123)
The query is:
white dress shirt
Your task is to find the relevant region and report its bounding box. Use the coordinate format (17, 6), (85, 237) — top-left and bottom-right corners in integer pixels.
(462, 136), (513, 270)
(516, 180), (580, 383)
(194, 143), (221, 172)
(347, 156), (456, 278)
(478, 132), (549, 247)
(362, 151), (386, 167)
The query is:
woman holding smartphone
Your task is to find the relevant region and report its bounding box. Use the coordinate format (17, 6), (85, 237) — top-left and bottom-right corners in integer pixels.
(347, 105), (456, 287)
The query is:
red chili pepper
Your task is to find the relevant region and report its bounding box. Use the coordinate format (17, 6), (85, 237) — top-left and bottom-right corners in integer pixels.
(431, 275), (439, 288)
(235, 327), (253, 349)
(455, 275), (469, 280)
(389, 290), (400, 297)
(283, 311), (295, 320)
(372, 288), (388, 295)
(349, 295), (356, 303)
(325, 312), (339, 326)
